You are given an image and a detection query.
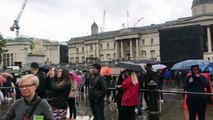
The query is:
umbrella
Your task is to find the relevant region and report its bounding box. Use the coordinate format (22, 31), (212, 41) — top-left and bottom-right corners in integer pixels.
(69, 72), (82, 85)
(115, 61), (143, 71)
(100, 66), (113, 76)
(0, 75), (6, 84)
(133, 58), (156, 64)
(39, 64), (53, 73)
(152, 64), (167, 70)
(171, 59), (209, 70)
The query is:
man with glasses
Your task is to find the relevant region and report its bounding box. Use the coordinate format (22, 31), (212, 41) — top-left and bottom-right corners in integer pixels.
(1, 74), (54, 120)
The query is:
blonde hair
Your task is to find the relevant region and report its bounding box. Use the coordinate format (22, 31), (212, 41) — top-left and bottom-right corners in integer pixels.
(131, 71), (138, 85)
(18, 74), (39, 88)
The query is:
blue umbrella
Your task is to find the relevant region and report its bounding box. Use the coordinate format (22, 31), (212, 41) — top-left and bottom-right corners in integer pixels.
(171, 59), (209, 70)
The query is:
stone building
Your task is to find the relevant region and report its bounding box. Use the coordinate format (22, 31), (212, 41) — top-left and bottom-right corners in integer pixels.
(68, 0), (213, 65)
(2, 37), (60, 68)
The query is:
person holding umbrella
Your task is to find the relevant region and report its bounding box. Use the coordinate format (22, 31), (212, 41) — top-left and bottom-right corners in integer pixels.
(184, 65), (209, 120)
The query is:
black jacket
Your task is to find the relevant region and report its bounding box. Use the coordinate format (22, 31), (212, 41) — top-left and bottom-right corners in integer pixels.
(89, 73), (107, 103)
(35, 71), (46, 98)
(49, 78), (71, 109)
(184, 74), (209, 99)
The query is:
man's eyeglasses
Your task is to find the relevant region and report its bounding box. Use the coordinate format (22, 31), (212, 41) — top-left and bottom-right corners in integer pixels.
(18, 84), (35, 89)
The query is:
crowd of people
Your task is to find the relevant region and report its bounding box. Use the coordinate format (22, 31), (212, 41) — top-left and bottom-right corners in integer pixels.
(0, 62), (212, 120)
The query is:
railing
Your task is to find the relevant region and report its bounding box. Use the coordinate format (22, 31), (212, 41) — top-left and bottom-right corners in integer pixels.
(1, 83), (213, 120)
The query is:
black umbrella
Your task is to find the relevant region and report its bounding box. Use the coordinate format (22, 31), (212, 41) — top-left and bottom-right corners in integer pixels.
(39, 64), (54, 73)
(133, 58), (156, 64)
(115, 61), (143, 71)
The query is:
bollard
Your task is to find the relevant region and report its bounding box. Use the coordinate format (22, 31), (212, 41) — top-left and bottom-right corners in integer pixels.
(147, 80), (159, 120)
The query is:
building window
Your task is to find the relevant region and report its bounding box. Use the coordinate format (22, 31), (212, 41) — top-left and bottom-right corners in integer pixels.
(90, 45), (93, 51)
(100, 44), (103, 50)
(141, 39), (145, 46)
(141, 51), (146, 58)
(151, 38), (154, 45)
(82, 57), (85, 63)
(107, 43), (110, 49)
(70, 57), (74, 63)
(82, 47), (84, 52)
(76, 57), (79, 63)
(113, 53), (116, 60)
(106, 54), (111, 60)
(100, 54), (104, 61)
(150, 50), (155, 58)
(76, 48), (79, 52)
(114, 43), (116, 49)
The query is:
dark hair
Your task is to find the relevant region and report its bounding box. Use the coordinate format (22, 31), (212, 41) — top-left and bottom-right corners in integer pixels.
(92, 63), (101, 72)
(190, 65), (201, 72)
(146, 63), (152, 68)
(31, 62), (39, 68)
(58, 67), (70, 82)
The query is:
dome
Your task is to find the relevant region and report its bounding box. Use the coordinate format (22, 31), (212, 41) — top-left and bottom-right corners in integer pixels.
(192, 0), (213, 7)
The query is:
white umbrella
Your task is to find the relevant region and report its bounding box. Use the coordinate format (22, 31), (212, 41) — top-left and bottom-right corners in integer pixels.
(152, 64), (167, 70)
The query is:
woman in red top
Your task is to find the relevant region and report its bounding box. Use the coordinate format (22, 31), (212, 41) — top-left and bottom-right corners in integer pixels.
(120, 70), (139, 120)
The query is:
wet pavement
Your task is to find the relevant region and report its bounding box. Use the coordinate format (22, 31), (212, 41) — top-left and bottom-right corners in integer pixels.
(1, 86), (213, 120)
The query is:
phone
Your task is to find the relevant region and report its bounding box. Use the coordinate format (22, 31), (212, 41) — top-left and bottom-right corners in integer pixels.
(51, 67), (55, 71)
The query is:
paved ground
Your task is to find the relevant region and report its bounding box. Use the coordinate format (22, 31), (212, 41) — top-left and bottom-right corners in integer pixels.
(1, 86), (213, 120)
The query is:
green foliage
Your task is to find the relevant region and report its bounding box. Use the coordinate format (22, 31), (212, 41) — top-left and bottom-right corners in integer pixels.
(0, 34), (8, 64)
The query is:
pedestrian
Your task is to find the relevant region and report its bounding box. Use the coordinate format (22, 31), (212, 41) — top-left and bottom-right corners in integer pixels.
(120, 70), (139, 120)
(116, 71), (126, 120)
(143, 63), (157, 111)
(1, 74), (54, 120)
(30, 62), (47, 98)
(67, 74), (78, 120)
(136, 71), (145, 116)
(164, 69), (172, 85)
(46, 67), (71, 120)
(184, 65), (209, 120)
(175, 71), (181, 88)
(89, 63), (107, 120)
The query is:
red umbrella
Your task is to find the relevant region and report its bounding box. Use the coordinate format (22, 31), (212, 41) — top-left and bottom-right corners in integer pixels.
(0, 75), (6, 84)
(69, 72), (82, 85)
(100, 66), (113, 76)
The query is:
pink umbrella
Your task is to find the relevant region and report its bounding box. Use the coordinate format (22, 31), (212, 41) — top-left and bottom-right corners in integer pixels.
(69, 72), (82, 85)
(0, 75), (6, 84)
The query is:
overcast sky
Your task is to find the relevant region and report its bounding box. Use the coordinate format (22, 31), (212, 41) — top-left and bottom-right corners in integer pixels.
(0, 0), (193, 42)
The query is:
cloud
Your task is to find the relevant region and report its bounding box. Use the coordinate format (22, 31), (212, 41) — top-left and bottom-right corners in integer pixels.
(0, 0), (193, 41)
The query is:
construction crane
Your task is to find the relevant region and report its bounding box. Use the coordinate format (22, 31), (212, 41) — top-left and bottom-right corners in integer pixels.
(122, 17), (144, 29)
(10, 0), (28, 38)
(100, 10), (106, 32)
(132, 17), (143, 27)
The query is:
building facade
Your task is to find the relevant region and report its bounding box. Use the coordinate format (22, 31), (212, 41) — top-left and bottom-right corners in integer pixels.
(68, 0), (213, 65)
(2, 37), (60, 68)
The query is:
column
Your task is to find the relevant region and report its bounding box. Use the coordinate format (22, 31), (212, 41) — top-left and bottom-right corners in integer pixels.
(74, 48), (76, 63)
(207, 26), (212, 52)
(130, 39), (133, 59)
(115, 41), (119, 59)
(136, 38), (139, 58)
(96, 43), (99, 58)
(121, 41), (124, 59)
(85, 45), (87, 59)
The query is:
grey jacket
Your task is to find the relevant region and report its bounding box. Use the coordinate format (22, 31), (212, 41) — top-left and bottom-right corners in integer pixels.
(1, 96), (54, 120)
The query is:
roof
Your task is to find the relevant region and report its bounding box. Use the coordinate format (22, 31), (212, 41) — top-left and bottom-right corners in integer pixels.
(192, 0), (213, 7)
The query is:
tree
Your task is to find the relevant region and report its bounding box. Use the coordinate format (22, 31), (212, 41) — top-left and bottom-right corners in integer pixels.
(0, 34), (7, 64)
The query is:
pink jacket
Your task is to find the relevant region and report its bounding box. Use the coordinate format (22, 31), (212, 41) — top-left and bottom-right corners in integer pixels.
(121, 76), (139, 106)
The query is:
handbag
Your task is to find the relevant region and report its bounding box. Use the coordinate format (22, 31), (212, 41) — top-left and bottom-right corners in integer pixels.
(68, 89), (76, 98)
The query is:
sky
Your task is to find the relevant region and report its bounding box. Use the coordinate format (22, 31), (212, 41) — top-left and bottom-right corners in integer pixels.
(0, 0), (193, 42)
